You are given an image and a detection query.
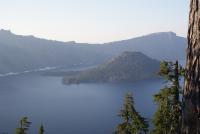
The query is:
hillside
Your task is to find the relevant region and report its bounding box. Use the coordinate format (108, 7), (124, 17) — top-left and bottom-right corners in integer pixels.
(0, 29), (186, 74)
(63, 52), (160, 84)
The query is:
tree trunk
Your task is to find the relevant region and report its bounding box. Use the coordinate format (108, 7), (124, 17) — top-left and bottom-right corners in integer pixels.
(182, 0), (200, 133)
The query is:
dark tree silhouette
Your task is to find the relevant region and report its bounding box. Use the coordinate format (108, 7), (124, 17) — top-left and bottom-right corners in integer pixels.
(15, 117), (31, 134)
(115, 93), (148, 134)
(38, 124), (45, 134)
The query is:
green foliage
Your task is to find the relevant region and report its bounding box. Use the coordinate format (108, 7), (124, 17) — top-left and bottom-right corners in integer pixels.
(178, 66), (185, 76)
(15, 117), (31, 134)
(152, 87), (180, 134)
(116, 93), (149, 134)
(14, 118), (45, 134)
(152, 61), (182, 134)
(38, 124), (44, 134)
(159, 61), (171, 78)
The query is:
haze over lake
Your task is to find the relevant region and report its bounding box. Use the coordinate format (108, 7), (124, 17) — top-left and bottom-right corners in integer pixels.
(0, 71), (163, 134)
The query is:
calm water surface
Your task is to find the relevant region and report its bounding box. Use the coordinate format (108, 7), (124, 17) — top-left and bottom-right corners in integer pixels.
(0, 73), (163, 134)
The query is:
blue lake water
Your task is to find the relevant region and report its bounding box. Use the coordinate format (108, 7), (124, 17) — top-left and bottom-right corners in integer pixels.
(0, 73), (163, 134)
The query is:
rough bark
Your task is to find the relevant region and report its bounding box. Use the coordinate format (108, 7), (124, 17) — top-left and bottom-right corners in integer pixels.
(182, 0), (200, 133)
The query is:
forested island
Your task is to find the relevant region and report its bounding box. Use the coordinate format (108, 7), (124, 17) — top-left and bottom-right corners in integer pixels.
(62, 51), (160, 84)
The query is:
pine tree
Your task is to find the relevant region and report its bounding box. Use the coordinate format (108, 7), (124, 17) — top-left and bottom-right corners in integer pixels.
(152, 61), (182, 134)
(116, 93), (148, 134)
(38, 124), (44, 134)
(15, 117), (31, 134)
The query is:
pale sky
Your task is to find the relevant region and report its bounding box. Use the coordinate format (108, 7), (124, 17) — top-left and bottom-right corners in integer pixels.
(0, 0), (189, 43)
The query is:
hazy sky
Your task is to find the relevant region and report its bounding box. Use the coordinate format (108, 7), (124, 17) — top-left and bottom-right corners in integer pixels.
(0, 0), (189, 43)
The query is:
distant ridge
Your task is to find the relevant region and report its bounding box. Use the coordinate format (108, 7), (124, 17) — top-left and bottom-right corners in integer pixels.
(0, 29), (179, 44)
(0, 29), (186, 73)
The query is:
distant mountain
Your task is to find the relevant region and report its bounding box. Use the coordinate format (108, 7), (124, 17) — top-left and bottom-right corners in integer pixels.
(0, 29), (108, 73)
(104, 32), (186, 60)
(63, 52), (160, 84)
(0, 29), (186, 74)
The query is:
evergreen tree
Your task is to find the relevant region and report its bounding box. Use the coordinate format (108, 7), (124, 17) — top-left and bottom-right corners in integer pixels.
(152, 87), (176, 134)
(38, 124), (44, 134)
(116, 93), (148, 134)
(152, 61), (183, 134)
(15, 117), (31, 134)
